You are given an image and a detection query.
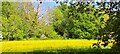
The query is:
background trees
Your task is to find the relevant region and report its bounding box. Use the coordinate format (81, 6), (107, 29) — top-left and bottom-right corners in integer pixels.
(52, 1), (120, 48)
(1, 2), (25, 40)
(1, 1), (61, 40)
(96, 2), (120, 48)
(52, 2), (109, 39)
(1, 1), (120, 49)
(1, 1), (43, 40)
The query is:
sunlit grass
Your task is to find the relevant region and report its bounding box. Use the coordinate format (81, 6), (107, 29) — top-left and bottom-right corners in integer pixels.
(1, 39), (114, 52)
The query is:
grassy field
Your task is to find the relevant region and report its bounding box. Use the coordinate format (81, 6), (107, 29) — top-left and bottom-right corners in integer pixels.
(1, 39), (99, 52)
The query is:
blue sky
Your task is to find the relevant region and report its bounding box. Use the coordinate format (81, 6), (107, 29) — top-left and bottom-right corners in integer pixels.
(40, 1), (59, 14)
(34, 0), (111, 17)
(39, 0), (110, 8)
(38, 0), (110, 12)
(34, 0), (60, 18)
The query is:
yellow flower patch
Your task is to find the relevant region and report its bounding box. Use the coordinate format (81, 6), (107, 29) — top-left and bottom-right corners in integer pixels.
(1, 40), (97, 52)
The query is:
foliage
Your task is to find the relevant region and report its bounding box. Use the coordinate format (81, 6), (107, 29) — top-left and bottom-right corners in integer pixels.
(1, 2), (26, 40)
(95, 2), (120, 48)
(40, 8), (62, 39)
(1, 1), (120, 50)
(1, 1), (62, 40)
(52, 2), (109, 39)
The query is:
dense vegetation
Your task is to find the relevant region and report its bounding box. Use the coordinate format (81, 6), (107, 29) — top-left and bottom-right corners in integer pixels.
(1, 2), (61, 40)
(52, 2), (109, 39)
(1, 0), (120, 50)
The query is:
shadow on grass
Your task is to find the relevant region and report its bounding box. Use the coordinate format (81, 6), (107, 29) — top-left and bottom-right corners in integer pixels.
(2, 48), (120, 54)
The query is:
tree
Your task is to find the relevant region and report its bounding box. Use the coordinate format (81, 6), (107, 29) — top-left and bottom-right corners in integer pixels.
(1, 2), (25, 40)
(40, 8), (62, 39)
(1, 1), (62, 40)
(91, 1), (120, 48)
(52, 2), (108, 39)
(1, 1), (43, 40)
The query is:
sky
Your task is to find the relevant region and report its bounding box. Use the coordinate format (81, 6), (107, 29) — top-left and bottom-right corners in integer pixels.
(32, 0), (115, 24)
(38, 0), (111, 12)
(34, 0), (112, 18)
(40, 1), (60, 15)
(34, 0), (60, 19)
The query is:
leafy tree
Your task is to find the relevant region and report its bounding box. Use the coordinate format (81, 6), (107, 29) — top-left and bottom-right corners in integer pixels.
(52, 2), (108, 39)
(1, 2), (25, 40)
(99, 2), (120, 48)
(88, 1), (120, 48)
(1, 1), (62, 40)
(40, 8), (62, 39)
(1, 1), (43, 40)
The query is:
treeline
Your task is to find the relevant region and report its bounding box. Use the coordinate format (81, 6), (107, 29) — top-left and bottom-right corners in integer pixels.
(52, 1), (120, 43)
(52, 2), (120, 48)
(1, 2), (61, 40)
(1, 1), (120, 46)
